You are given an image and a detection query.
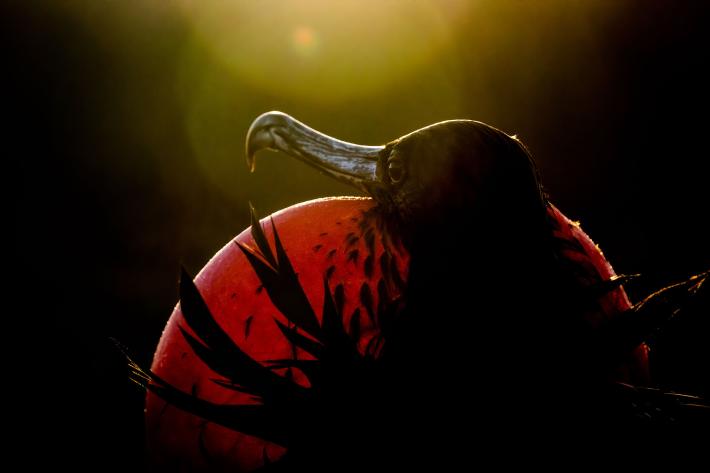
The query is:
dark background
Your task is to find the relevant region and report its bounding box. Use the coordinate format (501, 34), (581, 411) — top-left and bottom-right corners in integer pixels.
(8, 1), (709, 469)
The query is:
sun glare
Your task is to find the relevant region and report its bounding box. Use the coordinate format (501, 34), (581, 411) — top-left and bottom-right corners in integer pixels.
(292, 26), (319, 57)
(177, 0), (470, 104)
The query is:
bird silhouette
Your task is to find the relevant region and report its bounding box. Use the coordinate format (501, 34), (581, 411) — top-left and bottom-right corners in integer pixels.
(130, 112), (709, 470)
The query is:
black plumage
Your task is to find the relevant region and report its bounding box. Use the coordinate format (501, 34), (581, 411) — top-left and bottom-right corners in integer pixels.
(129, 114), (709, 469)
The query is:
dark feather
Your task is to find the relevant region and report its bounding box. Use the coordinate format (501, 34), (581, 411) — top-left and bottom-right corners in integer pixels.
(178, 268), (307, 402)
(249, 203), (277, 269)
(586, 273), (640, 298)
(273, 319), (323, 359)
(123, 344), (292, 446)
(593, 270), (708, 364)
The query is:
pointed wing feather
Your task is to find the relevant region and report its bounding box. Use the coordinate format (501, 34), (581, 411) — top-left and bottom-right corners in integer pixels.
(178, 268), (307, 402)
(236, 224), (322, 339)
(593, 270), (708, 363)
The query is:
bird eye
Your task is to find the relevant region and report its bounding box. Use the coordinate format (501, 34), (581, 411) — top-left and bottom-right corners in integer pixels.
(388, 159), (405, 184)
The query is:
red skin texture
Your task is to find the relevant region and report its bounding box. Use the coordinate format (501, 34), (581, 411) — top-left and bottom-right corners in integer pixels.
(147, 197), (647, 471)
(147, 197), (409, 471)
(548, 203), (649, 383)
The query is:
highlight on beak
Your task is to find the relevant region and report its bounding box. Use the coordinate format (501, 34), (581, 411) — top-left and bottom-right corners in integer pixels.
(245, 111), (384, 192)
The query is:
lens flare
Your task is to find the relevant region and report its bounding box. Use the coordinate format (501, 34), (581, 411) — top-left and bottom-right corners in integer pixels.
(292, 26), (319, 57)
(176, 0), (469, 104)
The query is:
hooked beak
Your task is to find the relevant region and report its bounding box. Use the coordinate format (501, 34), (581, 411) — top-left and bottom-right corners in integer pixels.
(245, 111), (384, 193)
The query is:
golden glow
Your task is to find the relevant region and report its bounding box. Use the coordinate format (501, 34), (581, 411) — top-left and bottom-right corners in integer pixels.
(169, 0), (473, 195)
(51, 0), (628, 203)
(177, 0), (470, 104)
(292, 26), (319, 57)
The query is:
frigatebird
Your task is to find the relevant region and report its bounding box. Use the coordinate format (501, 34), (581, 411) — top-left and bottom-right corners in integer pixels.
(132, 112), (708, 470)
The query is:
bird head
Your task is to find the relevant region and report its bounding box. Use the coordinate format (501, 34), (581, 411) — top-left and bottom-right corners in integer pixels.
(246, 111), (546, 234)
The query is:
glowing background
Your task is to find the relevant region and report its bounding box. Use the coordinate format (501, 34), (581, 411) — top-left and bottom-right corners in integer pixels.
(11, 1), (709, 469)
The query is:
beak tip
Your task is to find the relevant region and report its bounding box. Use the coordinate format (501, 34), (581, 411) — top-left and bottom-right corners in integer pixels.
(246, 151), (256, 172)
(244, 111), (383, 187)
(245, 113), (281, 172)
